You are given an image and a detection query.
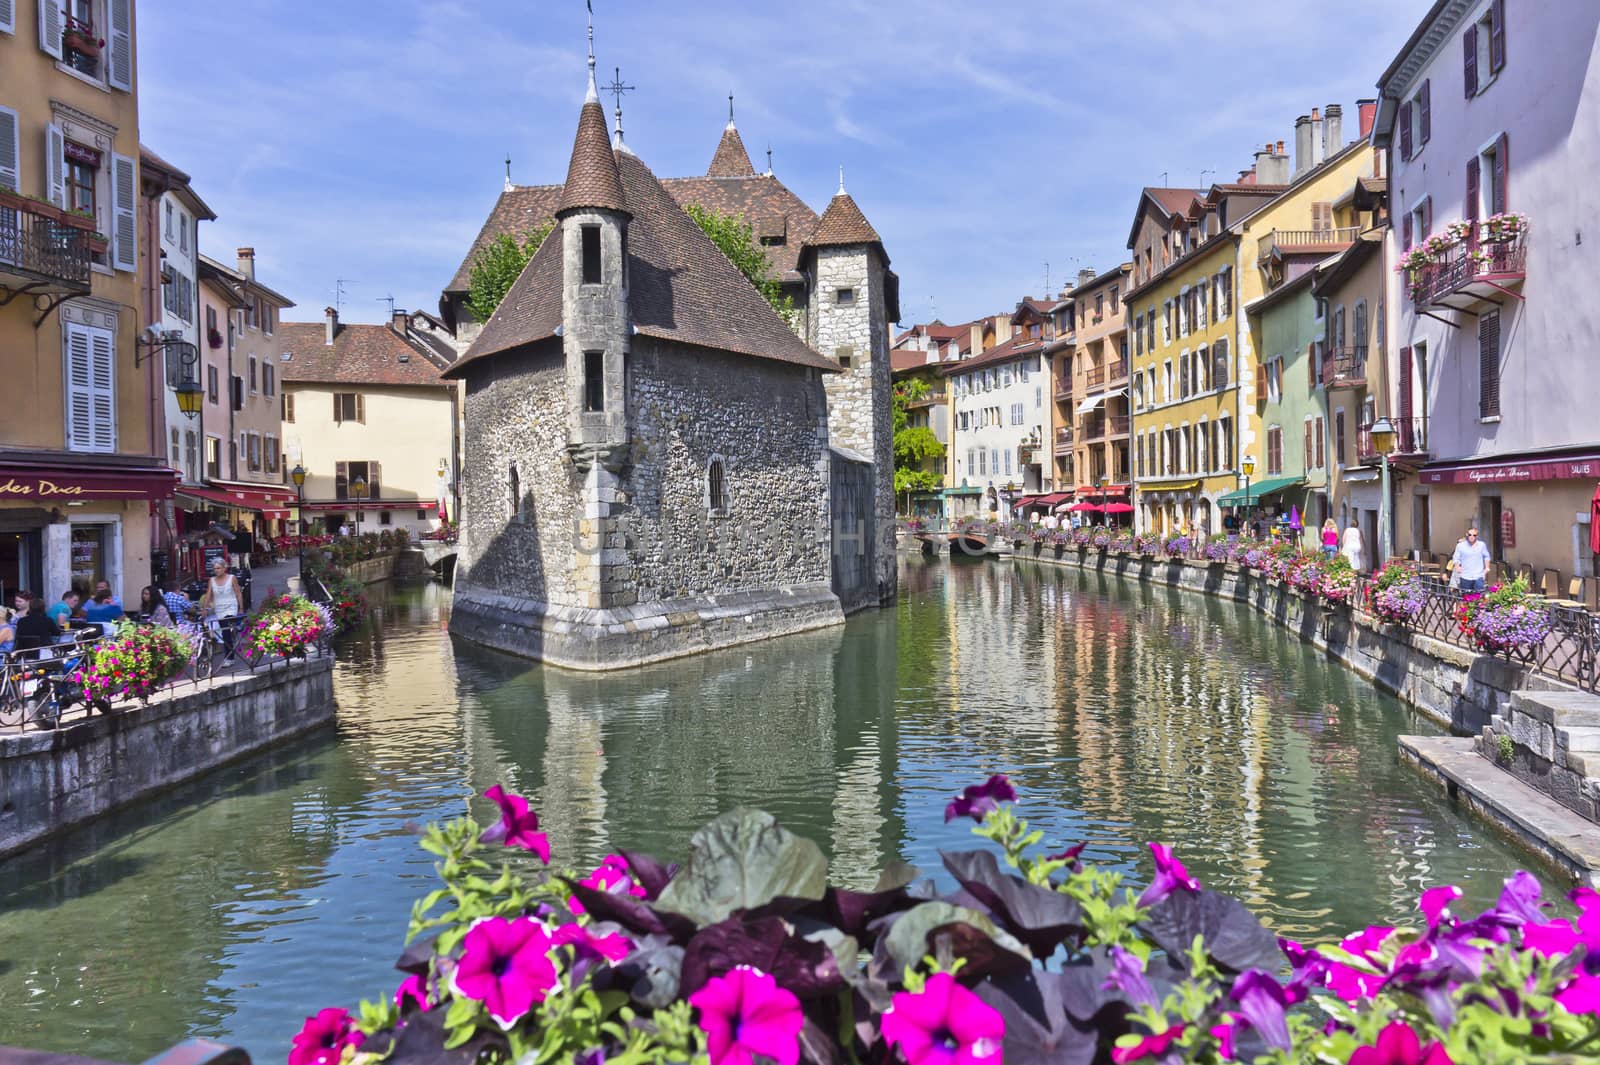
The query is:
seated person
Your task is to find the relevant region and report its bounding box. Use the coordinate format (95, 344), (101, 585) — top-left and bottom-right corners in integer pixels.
(0, 608), (15, 656)
(83, 589), (125, 624)
(47, 589), (79, 627)
(14, 598), (62, 651)
(93, 579), (122, 609)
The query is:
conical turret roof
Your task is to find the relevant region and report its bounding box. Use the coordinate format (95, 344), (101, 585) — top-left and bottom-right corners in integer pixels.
(558, 98), (628, 215)
(707, 124), (756, 177)
(805, 189), (881, 248)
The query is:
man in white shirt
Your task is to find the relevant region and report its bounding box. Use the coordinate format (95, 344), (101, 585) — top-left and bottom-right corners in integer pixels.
(1451, 526), (1494, 593)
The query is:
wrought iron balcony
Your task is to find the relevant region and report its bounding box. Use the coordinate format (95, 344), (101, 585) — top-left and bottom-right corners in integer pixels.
(1085, 366), (1106, 389)
(0, 193), (95, 301)
(1054, 427), (1074, 455)
(1106, 415), (1131, 436)
(1357, 416), (1428, 464)
(1321, 345), (1367, 390)
(1053, 385), (1073, 403)
(1409, 231), (1526, 310)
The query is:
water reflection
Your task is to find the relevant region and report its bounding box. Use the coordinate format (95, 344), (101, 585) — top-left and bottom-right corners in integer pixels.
(0, 560), (1540, 1063)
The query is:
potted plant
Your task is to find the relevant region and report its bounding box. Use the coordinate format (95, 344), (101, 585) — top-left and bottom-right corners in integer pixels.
(62, 23), (103, 58)
(244, 593), (328, 660)
(1482, 211), (1529, 244)
(1457, 576), (1553, 657)
(207, 327), (224, 349)
(1318, 555), (1358, 605)
(1090, 527), (1111, 550)
(1202, 534), (1233, 564)
(1371, 560), (1426, 625)
(1163, 534), (1192, 559)
(71, 621), (192, 706)
(85, 231), (109, 255)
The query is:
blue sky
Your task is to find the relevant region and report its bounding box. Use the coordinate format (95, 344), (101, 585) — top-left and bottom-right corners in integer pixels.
(137, 0), (1420, 328)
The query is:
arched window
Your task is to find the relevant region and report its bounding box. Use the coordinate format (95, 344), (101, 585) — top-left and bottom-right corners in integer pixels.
(707, 457), (728, 515)
(509, 464), (522, 522)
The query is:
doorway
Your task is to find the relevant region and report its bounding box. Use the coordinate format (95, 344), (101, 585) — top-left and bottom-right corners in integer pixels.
(1483, 496), (1504, 562)
(1413, 494), (1431, 561)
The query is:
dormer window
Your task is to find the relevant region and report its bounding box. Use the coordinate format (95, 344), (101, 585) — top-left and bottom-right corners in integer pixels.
(581, 225), (602, 285)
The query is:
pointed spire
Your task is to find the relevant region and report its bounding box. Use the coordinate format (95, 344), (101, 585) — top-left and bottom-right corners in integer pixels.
(707, 97), (756, 177)
(585, 1), (598, 103)
(765, 143), (773, 177)
(837, 164), (846, 196)
(806, 183), (882, 249)
(559, 15), (626, 216)
(727, 92), (736, 129)
(504, 153), (513, 192)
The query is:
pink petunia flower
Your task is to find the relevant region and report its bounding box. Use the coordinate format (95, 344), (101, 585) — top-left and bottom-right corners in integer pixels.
(478, 785), (551, 862)
(943, 775), (1017, 823)
(450, 915), (559, 1029)
(287, 1007), (364, 1065)
(881, 971), (1004, 1065)
(1555, 971), (1600, 1015)
(1111, 1023), (1185, 1063)
(570, 854), (648, 915)
(1418, 885), (1462, 929)
(552, 922), (633, 963)
(688, 966), (804, 1065)
(394, 973), (431, 1013)
(1136, 842), (1201, 909)
(1348, 1021), (1453, 1065)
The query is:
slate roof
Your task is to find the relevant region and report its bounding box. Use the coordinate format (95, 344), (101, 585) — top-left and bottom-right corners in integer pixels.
(659, 174), (818, 280)
(805, 191), (883, 249)
(277, 322), (453, 388)
(450, 146), (837, 377)
(558, 99), (628, 215)
(445, 184), (564, 294)
(707, 123), (757, 177)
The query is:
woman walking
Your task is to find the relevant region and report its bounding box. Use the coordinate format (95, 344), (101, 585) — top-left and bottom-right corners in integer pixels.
(1321, 518), (1339, 560)
(201, 560), (244, 663)
(1340, 519), (1367, 572)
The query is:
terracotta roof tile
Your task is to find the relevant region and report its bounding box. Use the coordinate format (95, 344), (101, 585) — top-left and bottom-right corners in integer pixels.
(938, 334), (1042, 376)
(451, 148), (837, 377)
(659, 174), (818, 279)
(708, 124), (757, 177)
(444, 185), (563, 294)
(558, 99), (627, 215)
(804, 191), (882, 249)
(277, 322), (452, 388)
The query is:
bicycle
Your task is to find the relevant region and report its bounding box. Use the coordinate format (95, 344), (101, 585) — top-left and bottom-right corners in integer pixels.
(0, 633), (108, 729)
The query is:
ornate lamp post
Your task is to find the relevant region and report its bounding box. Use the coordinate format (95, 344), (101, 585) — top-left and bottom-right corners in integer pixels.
(1099, 474), (1109, 526)
(351, 475), (368, 537)
(291, 464), (307, 587)
(175, 377), (203, 420)
(1241, 454), (1257, 526)
(1367, 416), (1397, 566)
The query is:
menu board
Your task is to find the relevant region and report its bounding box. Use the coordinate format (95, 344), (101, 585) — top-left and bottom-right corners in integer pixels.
(203, 542), (228, 572)
(70, 526), (104, 588)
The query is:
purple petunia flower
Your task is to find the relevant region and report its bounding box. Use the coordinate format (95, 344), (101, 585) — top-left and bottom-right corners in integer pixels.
(1556, 971), (1600, 1014)
(688, 966), (805, 1065)
(394, 973), (431, 1013)
(1487, 870), (1547, 926)
(570, 854), (648, 915)
(1136, 842), (1201, 909)
(1229, 969), (1291, 1051)
(881, 971), (1005, 1065)
(1348, 1021), (1454, 1065)
(1111, 1024), (1185, 1063)
(943, 774), (1017, 823)
(1418, 885), (1462, 929)
(478, 785), (552, 862)
(1100, 946), (1157, 1007)
(450, 915), (559, 1029)
(288, 1007), (365, 1065)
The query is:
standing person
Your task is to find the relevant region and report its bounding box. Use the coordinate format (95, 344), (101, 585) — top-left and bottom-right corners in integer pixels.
(202, 560), (245, 662)
(232, 522), (255, 573)
(1341, 519), (1367, 573)
(1321, 519), (1339, 560)
(1450, 526), (1494, 594)
(338, 522), (350, 539)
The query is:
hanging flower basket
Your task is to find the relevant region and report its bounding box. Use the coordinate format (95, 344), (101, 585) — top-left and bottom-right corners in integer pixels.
(71, 622), (192, 705)
(1371, 560), (1426, 625)
(1457, 576), (1554, 656)
(1482, 211), (1529, 244)
(63, 29), (103, 57)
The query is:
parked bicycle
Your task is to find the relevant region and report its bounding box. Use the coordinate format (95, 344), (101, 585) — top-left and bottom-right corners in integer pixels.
(0, 631), (108, 729)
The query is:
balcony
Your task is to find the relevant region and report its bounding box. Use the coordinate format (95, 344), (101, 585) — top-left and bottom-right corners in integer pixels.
(1109, 359), (1130, 385)
(1409, 231), (1526, 311)
(904, 388), (947, 409)
(1106, 414), (1131, 437)
(1257, 226), (1361, 265)
(1053, 427), (1074, 455)
(1085, 366), (1106, 389)
(0, 192), (95, 303)
(1053, 385), (1074, 404)
(62, 15), (102, 76)
(1321, 346), (1367, 390)
(1357, 417), (1428, 464)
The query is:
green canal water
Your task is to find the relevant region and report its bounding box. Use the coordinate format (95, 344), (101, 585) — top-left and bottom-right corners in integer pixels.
(0, 556), (1540, 1061)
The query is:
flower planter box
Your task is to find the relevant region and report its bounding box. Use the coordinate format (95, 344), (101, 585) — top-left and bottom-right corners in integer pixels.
(0, 187), (95, 230)
(86, 234), (108, 255)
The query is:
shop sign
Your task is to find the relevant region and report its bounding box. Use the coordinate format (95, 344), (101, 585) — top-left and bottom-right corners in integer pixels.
(1421, 455), (1600, 486)
(0, 470), (170, 501)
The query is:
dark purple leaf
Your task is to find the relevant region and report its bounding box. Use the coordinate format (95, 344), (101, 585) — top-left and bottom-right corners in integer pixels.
(881, 901), (1032, 979)
(976, 972), (1100, 1065)
(617, 848), (679, 900)
(797, 1016), (842, 1065)
(941, 849), (1085, 957)
(394, 934), (438, 976)
(812, 884), (916, 938)
(680, 915), (843, 999)
(1140, 889), (1282, 974)
(363, 1008), (501, 1065)
(563, 878), (697, 943)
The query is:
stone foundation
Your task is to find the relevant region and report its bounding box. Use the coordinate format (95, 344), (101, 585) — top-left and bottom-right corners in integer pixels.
(448, 582), (844, 671)
(1477, 690), (1600, 824)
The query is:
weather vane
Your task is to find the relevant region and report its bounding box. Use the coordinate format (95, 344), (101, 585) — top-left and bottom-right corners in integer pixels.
(603, 66), (634, 114)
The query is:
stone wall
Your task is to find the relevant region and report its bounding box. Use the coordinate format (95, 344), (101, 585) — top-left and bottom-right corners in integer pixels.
(0, 658), (335, 857)
(1010, 545), (1567, 735)
(830, 449), (878, 613)
(1476, 690), (1600, 823)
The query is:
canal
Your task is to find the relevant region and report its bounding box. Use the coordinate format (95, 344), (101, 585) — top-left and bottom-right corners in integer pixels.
(0, 556), (1537, 1061)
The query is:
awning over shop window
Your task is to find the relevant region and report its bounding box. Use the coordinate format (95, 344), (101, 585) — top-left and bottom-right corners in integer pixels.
(1013, 491), (1072, 510)
(1076, 394), (1107, 414)
(1216, 475), (1305, 507)
(1139, 480), (1200, 493)
(1420, 452), (1600, 486)
(0, 459), (178, 502)
(177, 481), (299, 513)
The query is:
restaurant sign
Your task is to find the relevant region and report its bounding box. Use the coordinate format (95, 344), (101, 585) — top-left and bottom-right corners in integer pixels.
(0, 468), (177, 501)
(1421, 454), (1600, 486)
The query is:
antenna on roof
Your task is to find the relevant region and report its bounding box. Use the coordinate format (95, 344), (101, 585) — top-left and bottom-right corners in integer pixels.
(1044, 262), (1050, 297)
(504, 153), (513, 191)
(334, 279), (356, 313)
(377, 294), (396, 316)
(1161, 171), (1169, 186)
(1199, 168), (1216, 187)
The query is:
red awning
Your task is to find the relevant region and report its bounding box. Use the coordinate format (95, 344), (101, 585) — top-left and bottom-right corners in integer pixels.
(1103, 502), (1135, 514)
(261, 508), (292, 521)
(1420, 452), (1600, 486)
(1076, 483), (1131, 497)
(1014, 491), (1073, 510)
(0, 460), (178, 502)
(177, 481), (299, 513)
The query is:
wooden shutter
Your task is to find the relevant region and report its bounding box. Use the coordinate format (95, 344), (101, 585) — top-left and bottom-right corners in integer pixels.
(111, 152), (137, 271)
(0, 106), (17, 198)
(1255, 361), (1268, 403)
(356, 393), (365, 423)
(1479, 311), (1501, 418)
(1315, 417), (1325, 469)
(107, 0), (132, 91)
(1492, 134), (1508, 214)
(1490, 0), (1505, 72)
(371, 461), (382, 498)
(0, 0), (13, 34)
(1463, 23), (1478, 97)
(1398, 347), (1413, 422)
(1419, 80), (1431, 146)
(1466, 156), (1480, 222)
(1423, 198), (1432, 239)
(1399, 101), (1413, 161)
(88, 325), (114, 452)
(1312, 202), (1332, 232)
(37, 0), (61, 58)
(1304, 422), (1312, 470)
(333, 393), (343, 424)
(44, 122), (65, 207)
(64, 322), (92, 451)
(1402, 211), (1413, 250)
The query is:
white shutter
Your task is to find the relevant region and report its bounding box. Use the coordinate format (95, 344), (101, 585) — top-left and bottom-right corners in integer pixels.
(64, 322), (93, 450)
(106, 0), (132, 92)
(0, 106), (17, 193)
(0, 0), (15, 36)
(45, 123), (65, 207)
(111, 151), (136, 271)
(37, 0), (60, 58)
(89, 325), (115, 452)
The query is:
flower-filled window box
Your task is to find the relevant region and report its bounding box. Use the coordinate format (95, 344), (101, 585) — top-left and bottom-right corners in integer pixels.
(1482, 211), (1529, 244)
(207, 328), (224, 349)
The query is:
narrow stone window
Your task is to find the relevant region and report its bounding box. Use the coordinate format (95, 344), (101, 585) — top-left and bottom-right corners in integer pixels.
(581, 225), (602, 285)
(584, 351), (605, 412)
(835, 346), (854, 369)
(707, 458), (728, 516)
(836, 287), (855, 305)
(509, 464), (522, 522)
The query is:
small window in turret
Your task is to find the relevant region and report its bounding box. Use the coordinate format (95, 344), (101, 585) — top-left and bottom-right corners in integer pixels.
(584, 351), (605, 412)
(582, 226), (602, 285)
(836, 288), (855, 305)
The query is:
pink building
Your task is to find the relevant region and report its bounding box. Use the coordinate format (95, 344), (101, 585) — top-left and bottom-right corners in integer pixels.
(1374, 0), (1600, 583)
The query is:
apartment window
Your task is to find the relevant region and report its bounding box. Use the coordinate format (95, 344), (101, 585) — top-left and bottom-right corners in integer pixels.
(247, 433), (262, 472)
(1162, 361), (1173, 403)
(1266, 426), (1284, 475)
(1212, 338), (1230, 389)
(1179, 353), (1191, 399)
(164, 201), (174, 239)
(333, 392), (364, 424)
(263, 363), (275, 397)
(1133, 314), (1144, 356)
(206, 365), (219, 404)
(1220, 416), (1234, 470)
(248, 356), (258, 394)
(836, 288), (855, 305)
(63, 320), (116, 453)
(1479, 309), (1501, 419)
(1400, 78), (1431, 162)
(263, 305), (273, 336)
(1010, 402), (1023, 426)
(1472, 135), (1509, 220)
(966, 448), (975, 475)
(179, 214), (188, 253)
(1004, 449), (1012, 476)
(283, 392), (295, 423)
(1334, 410), (1347, 466)
(581, 225), (602, 284)
(336, 461), (381, 500)
(1404, 198), (1432, 250)
(205, 436), (221, 478)
(1110, 284), (1119, 311)
(1196, 284), (1208, 329)
(976, 449), (986, 476)
(417, 509), (429, 522)
(1314, 415), (1326, 469)
(185, 431), (198, 482)
(583, 351), (605, 412)
(377, 510), (392, 526)
(1464, 0), (1506, 97)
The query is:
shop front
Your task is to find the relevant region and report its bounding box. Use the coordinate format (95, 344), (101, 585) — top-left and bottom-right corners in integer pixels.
(175, 481), (301, 572)
(0, 455), (176, 602)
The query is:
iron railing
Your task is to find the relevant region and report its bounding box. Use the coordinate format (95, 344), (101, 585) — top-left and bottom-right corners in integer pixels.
(0, 199), (94, 288)
(1322, 345), (1367, 388)
(1410, 232), (1526, 307)
(1357, 416), (1427, 461)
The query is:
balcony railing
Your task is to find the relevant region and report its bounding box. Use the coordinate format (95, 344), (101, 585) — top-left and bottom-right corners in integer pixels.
(1053, 386), (1073, 403)
(1257, 226), (1361, 263)
(1409, 231), (1526, 309)
(1357, 416), (1428, 463)
(1085, 366), (1106, 389)
(904, 389), (947, 408)
(1109, 359), (1130, 384)
(0, 193), (95, 294)
(1054, 427), (1074, 455)
(1321, 346), (1367, 389)
(1106, 415), (1130, 436)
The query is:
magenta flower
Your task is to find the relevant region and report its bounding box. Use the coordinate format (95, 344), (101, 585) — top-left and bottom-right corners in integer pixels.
(1100, 945), (1157, 1007)
(1136, 842), (1201, 908)
(1556, 972), (1600, 1014)
(570, 854), (648, 915)
(688, 966), (804, 1065)
(394, 974), (431, 1013)
(881, 972), (1004, 1065)
(1487, 870), (1546, 925)
(1111, 1024), (1185, 1063)
(1348, 1021), (1454, 1065)
(553, 922), (633, 963)
(1523, 919), (1581, 958)
(1229, 969), (1290, 1051)
(944, 774), (1017, 823)
(479, 785), (551, 862)
(450, 915), (559, 1028)
(1418, 885), (1462, 928)
(288, 1007), (365, 1065)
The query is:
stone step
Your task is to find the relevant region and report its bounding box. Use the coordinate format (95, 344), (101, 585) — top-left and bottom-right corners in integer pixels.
(1559, 726), (1600, 754)
(1512, 689), (1600, 729)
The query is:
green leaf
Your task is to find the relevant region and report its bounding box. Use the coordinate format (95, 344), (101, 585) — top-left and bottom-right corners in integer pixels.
(654, 808), (828, 924)
(882, 900), (1031, 975)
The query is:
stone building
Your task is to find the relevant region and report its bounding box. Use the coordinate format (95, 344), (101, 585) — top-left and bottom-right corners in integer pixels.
(444, 62), (882, 669)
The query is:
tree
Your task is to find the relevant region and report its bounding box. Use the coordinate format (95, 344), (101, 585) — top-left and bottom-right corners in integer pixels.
(892, 379), (945, 512)
(683, 203), (798, 327)
(466, 221), (553, 322)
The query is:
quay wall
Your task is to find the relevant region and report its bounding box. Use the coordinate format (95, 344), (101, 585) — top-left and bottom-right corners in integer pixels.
(1009, 545), (1569, 736)
(0, 658), (335, 858)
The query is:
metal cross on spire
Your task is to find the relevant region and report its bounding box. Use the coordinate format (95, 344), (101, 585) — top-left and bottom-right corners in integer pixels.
(604, 66), (635, 146)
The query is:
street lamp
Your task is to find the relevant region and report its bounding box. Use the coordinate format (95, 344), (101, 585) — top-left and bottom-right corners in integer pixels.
(350, 475), (368, 537)
(1099, 474), (1109, 527)
(176, 376), (203, 420)
(291, 463), (307, 588)
(1241, 454), (1257, 526)
(1368, 416), (1398, 565)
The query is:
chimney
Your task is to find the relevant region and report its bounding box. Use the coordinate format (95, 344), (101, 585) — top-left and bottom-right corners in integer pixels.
(1293, 114), (1313, 179)
(1357, 98), (1378, 140)
(1077, 267), (1097, 288)
(1309, 107), (1326, 170)
(1256, 141), (1291, 185)
(390, 308), (409, 335)
(1324, 104), (1343, 155)
(236, 247), (256, 280)
(324, 306), (338, 347)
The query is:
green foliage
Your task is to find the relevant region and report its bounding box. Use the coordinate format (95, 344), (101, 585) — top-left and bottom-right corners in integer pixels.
(467, 222), (553, 322)
(683, 203), (797, 326)
(892, 379), (946, 504)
